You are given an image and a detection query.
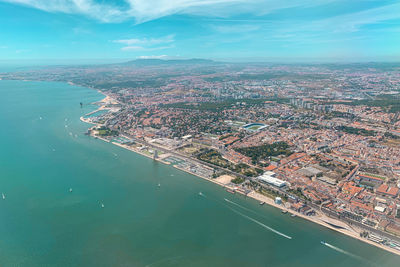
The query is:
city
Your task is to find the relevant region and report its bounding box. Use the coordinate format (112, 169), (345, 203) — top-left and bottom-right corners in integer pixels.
(3, 59), (400, 253)
(1, 0), (400, 265)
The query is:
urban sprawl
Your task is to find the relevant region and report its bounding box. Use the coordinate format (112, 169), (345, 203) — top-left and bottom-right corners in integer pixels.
(2, 59), (400, 253)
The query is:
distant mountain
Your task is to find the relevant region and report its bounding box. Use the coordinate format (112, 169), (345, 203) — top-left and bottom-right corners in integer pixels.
(121, 58), (218, 66)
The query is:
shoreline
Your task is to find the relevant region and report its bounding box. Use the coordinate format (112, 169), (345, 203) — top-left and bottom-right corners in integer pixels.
(83, 94), (400, 257)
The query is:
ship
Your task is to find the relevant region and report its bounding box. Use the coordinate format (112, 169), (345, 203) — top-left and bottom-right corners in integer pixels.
(259, 201), (265, 205)
(2, 193), (5, 200)
(226, 189), (235, 194)
(321, 241), (326, 245)
(281, 210), (288, 214)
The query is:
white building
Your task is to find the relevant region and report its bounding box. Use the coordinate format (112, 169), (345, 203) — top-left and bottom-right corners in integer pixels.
(257, 172), (287, 188)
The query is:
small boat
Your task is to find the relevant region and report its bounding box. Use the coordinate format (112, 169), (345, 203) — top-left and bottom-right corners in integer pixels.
(69, 188), (73, 193)
(291, 214), (297, 217)
(226, 189), (235, 194)
(2, 193), (5, 200)
(259, 201), (265, 205)
(321, 241), (326, 245)
(199, 192), (203, 196)
(101, 203), (105, 208)
(281, 210), (288, 214)
(157, 183), (161, 187)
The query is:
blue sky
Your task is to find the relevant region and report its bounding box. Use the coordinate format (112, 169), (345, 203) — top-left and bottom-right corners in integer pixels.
(0, 0), (399, 63)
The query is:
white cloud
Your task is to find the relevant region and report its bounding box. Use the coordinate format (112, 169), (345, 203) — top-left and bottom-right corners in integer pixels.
(121, 45), (174, 51)
(137, 55), (168, 59)
(114, 35), (175, 51)
(2, 0), (128, 22)
(2, 0), (399, 36)
(323, 2), (400, 33)
(113, 35), (174, 45)
(1, 0), (335, 23)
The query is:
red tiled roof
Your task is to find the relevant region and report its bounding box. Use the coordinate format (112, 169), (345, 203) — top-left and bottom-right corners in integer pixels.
(377, 184), (389, 194)
(265, 165), (277, 171)
(387, 187), (399, 197)
(359, 174), (384, 182)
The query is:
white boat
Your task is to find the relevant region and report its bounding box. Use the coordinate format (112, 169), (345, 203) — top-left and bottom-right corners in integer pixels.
(101, 203), (105, 208)
(199, 192), (203, 196)
(291, 214), (296, 217)
(158, 183), (161, 187)
(69, 188), (73, 193)
(321, 241), (326, 245)
(2, 193), (5, 200)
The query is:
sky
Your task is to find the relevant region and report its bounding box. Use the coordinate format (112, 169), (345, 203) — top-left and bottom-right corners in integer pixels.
(0, 0), (399, 63)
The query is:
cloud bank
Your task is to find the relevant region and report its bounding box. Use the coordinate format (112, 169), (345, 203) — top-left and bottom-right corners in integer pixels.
(1, 0), (334, 23)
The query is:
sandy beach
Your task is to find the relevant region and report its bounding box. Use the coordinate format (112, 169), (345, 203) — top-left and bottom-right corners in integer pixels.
(215, 174), (234, 184)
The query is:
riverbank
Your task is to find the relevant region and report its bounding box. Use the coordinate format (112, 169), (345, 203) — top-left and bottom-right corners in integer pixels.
(248, 191), (400, 256)
(82, 94), (400, 257)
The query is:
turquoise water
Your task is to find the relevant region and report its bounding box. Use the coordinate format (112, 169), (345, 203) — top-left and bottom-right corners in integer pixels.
(0, 80), (399, 266)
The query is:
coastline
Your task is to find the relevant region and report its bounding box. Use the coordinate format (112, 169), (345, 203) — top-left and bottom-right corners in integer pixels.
(82, 94), (400, 257)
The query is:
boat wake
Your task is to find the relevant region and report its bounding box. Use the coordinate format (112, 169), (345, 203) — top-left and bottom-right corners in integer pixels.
(229, 207), (292, 240)
(224, 198), (258, 215)
(322, 242), (373, 264)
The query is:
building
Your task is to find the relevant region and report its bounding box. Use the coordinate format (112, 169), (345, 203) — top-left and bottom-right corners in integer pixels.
(257, 172), (287, 188)
(356, 174), (384, 188)
(376, 184), (399, 198)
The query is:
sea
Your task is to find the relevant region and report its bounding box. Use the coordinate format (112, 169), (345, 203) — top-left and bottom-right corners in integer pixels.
(0, 79), (399, 266)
